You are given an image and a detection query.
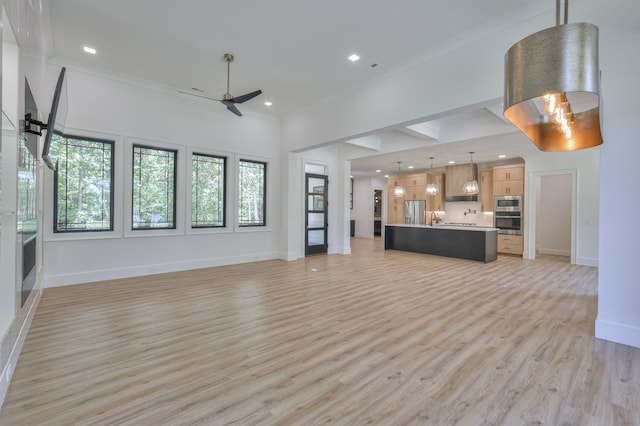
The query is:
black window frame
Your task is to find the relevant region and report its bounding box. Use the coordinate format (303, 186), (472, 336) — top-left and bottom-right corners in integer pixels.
(52, 132), (115, 233)
(191, 152), (227, 228)
(131, 143), (178, 230)
(238, 159), (267, 227)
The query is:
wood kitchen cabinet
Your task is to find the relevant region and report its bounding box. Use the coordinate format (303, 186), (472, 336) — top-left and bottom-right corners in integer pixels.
(427, 173), (445, 211)
(387, 196), (404, 224)
(493, 164), (524, 196)
(402, 174), (427, 200)
(480, 169), (493, 211)
(497, 235), (523, 255)
(387, 173), (428, 223)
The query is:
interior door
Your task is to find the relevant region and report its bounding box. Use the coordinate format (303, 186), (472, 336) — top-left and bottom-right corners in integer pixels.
(305, 173), (328, 255)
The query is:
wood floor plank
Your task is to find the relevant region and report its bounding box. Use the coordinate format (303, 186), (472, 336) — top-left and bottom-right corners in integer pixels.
(1, 238), (639, 425)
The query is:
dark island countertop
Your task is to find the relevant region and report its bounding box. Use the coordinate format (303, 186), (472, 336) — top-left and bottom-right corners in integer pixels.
(384, 224), (498, 263)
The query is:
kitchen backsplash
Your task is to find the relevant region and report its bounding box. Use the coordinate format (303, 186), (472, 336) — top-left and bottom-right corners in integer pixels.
(444, 201), (494, 227)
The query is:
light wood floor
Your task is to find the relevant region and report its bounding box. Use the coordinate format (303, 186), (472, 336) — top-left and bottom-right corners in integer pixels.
(2, 238), (639, 425)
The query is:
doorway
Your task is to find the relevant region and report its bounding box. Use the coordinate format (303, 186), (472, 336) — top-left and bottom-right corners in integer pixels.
(374, 189), (382, 236)
(305, 173), (328, 255)
(526, 170), (577, 264)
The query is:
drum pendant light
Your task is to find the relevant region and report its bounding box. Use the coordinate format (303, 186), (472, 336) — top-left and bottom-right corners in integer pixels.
(503, 0), (603, 151)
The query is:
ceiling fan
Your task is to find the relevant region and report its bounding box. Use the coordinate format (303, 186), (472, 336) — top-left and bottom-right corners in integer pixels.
(181, 53), (262, 117)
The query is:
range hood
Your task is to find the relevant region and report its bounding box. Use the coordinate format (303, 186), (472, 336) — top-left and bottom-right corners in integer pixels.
(445, 163), (478, 202)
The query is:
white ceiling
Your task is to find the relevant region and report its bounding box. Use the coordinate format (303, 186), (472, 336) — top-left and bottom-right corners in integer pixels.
(44, 0), (581, 177)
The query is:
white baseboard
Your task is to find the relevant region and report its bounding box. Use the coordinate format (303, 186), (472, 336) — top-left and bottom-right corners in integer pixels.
(355, 233), (374, 239)
(595, 319), (640, 349)
(577, 256), (598, 267)
(537, 248), (571, 257)
(44, 251), (279, 288)
(0, 289), (42, 408)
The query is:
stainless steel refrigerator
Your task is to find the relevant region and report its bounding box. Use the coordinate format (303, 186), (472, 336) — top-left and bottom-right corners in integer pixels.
(404, 200), (426, 224)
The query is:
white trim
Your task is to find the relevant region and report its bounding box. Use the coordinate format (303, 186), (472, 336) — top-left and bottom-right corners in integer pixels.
(42, 129), (124, 242)
(524, 168), (578, 265)
(44, 251), (280, 288)
(0, 289), (41, 408)
(537, 248), (571, 257)
(185, 147), (234, 235)
(595, 319), (640, 349)
(234, 154), (272, 232)
(301, 158), (330, 257)
(124, 137), (187, 238)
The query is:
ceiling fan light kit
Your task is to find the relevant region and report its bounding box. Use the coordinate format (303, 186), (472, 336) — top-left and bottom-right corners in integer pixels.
(503, 0), (603, 152)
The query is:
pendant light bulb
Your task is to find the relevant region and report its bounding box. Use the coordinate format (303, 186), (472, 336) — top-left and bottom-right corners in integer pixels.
(463, 152), (479, 195)
(393, 161), (406, 197)
(426, 157), (439, 196)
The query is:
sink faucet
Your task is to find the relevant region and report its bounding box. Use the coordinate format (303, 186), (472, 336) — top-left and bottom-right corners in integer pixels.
(430, 211), (436, 226)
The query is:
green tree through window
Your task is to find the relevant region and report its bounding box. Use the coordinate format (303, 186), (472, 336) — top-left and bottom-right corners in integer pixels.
(132, 145), (176, 229)
(50, 134), (114, 232)
(238, 159), (266, 226)
(192, 153), (226, 227)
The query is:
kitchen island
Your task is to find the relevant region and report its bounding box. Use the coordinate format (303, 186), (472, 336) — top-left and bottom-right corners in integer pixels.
(384, 224), (498, 263)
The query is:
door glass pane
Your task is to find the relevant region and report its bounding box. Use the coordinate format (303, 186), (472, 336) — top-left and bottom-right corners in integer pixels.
(308, 212), (324, 228)
(308, 195), (324, 211)
(307, 230), (325, 246)
(308, 178), (325, 194)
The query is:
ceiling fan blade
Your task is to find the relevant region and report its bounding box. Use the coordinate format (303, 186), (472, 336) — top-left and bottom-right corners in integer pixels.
(178, 90), (221, 102)
(231, 89), (262, 104)
(223, 100), (243, 117)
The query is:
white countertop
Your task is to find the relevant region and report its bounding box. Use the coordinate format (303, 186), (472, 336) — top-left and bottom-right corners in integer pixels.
(386, 224), (499, 232)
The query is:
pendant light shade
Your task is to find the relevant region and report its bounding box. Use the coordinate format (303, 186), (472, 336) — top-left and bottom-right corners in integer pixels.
(426, 157), (439, 196)
(393, 162), (406, 197)
(463, 152), (479, 195)
(503, 1), (603, 152)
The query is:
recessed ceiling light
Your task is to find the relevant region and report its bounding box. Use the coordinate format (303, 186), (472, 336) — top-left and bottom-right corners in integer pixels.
(384, 174), (389, 178)
(83, 46), (97, 55)
(448, 160), (456, 164)
(264, 101), (273, 106)
(348, 54), (360, 62)
(407, 165), (414, 169)
(375, 169), (381, 173)
(498, 154), (506, 158)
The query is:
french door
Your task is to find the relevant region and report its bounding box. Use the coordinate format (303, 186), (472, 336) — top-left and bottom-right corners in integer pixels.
(305, 173), (328, 255)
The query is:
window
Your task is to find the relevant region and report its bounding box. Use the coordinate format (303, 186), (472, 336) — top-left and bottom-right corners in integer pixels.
(132, 145), (176, 229)
(192, 153), (226, 227)
(238, 159), (266, 227)
(51, 134), (114, 232)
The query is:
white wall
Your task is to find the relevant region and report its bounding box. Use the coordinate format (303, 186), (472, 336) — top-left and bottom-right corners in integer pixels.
(595, 24), (640, 348)
(536, 174), (572, 256)
(351, 176), (386, 238)
(42, 68), (282, 286)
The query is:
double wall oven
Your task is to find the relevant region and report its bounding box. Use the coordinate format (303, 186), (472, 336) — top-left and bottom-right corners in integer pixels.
(494, 195), (522, 235)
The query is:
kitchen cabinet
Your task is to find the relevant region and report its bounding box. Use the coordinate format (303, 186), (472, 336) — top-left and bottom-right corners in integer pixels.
(497, 235), (523, 255)
(427, 173), (445, 211)
(493, 164), (524, 196)
(493, 165), (523, 181)
(445, 163), (478, 201)
(480, 169), (493, 212)
(402, 174), (427, 200)
(387, 196), (404, 224)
